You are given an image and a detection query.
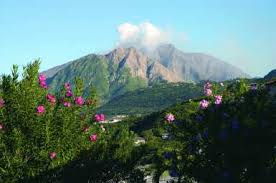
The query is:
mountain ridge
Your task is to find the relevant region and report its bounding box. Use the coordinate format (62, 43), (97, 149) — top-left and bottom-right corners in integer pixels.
(264, 69), (276, 80)
(43, 44), (250, 102)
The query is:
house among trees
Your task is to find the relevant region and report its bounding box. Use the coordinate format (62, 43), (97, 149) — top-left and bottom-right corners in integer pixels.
(265, 80), (276, 96)
(134, 136), (146, 145)
(109, 115), (128, 123)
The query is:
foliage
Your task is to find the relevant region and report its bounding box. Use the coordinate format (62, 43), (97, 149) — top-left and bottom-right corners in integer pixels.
(137, 80), (276, 182)
(0, 61), (143, 182)
(98, 82), (203, 116)
(1, 60), (275, 183)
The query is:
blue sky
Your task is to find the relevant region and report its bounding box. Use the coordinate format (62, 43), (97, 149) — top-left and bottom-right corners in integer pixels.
(1, 0), (275, 77)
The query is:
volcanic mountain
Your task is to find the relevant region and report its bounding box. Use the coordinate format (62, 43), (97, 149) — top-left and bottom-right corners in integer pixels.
(43, 44), (249, 101)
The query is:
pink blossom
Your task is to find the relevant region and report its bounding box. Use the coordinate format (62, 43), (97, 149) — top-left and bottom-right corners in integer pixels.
(83, 125), (89, 133)
(39, 80), (48, 89)
(37, 105), (45, 114)
(64, 82), (71, 91)
(0, 98), (5, 108)
(94, 114), (105, 122)
(200, 99), (209, 109)
(215, 95), (222, 105)
(165, 113), (175, 123)
(75, 96), (84, 106)
(204, 82), (212, 90)
(49, 152), (57, 160)
(38, 74), (48, 89)
(0, 123), (3, 130)
(63, 102), (71, 107)
(204, 88), (212, 96)
(38, 74), (46, 82)
(66, 90), (73, 97)
(47, 94), (56, 103)
(89, 134), (97, 142)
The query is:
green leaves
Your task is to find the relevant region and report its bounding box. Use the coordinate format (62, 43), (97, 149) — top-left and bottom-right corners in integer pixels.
(0, 61), (144, 182)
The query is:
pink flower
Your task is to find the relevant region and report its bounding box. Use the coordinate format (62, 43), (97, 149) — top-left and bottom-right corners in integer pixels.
(94, 114), (105, 122)
(204, 88), (212, 96)
(0, 98), (5, 108)
(200, 99), (209, 109)
(63, 102), (71, 107)
(89, 134), (97, 142)
(47, 94), (56, 103)
(83, 125), (89, 133)
(215, 95), (222, 105)
(37, 105), (45, 114)
(64, 82), (71, 91)
(204, 82), (212, 90)
(75, 96), (84, 106)
(39, 80), (48, 89)
(0, 123), (3, 130)
(49, 152), (57, 160)
(38, 74), (48, 89)
(66, 90), (73, 97)
(165, 113), (175, 123)
(39, 74), (46, 82)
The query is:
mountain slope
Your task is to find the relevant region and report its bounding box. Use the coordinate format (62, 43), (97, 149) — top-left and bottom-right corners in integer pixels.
(151, 44), (250, 82)
(45, 47), (183, 102)
(264, 69), (276, 80)
(44, 45), (249, 102)
(97, 82), (203, 116)
(46, 54), (147, 101)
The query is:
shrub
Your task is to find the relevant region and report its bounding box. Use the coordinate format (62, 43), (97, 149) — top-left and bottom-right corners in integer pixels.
(0, 61), (142, 182)
(144, 80), (276, 182)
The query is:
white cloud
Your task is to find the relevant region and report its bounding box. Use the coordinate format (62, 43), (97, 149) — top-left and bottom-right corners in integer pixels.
(117, 22), (171, 50)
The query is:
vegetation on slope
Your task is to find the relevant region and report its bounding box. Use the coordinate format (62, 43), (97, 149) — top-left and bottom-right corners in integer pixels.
(46, 54), (147, 103)
(98, 82), (203, 116)
(1, 61), (275, 183)
(131, 79), (276, 182)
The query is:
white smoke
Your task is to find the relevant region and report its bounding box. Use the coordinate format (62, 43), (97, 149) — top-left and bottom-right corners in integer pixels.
(117, 22), (171, 50)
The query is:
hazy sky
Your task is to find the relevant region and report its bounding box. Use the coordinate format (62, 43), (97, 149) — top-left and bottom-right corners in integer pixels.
(1, 0), (275, 77)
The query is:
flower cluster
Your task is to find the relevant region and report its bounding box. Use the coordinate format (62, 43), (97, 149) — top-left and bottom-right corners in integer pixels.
(63, 101), (71, 107)
(214, 95), (222, 105)
(89, 134), (97, 142)
(38, 74), (47, 89)
(75, 96), (84, 106)
(200, 82), (223, 109)
(200, 99), (209, 109)
(49, 152), (57, 160)
(0, 123), (3, 130)
(204, 82), (212, 96)
(47, 93), (56, 104)
(165, 113), (175, 123)
(37, 105), (45, 114)
(94, 114), (105, 122)
(64, 83), (73, 97)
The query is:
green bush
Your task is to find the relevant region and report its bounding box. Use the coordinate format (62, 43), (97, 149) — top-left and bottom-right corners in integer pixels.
(0, 61), (143, 182)
(141, 80), (276, 182)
